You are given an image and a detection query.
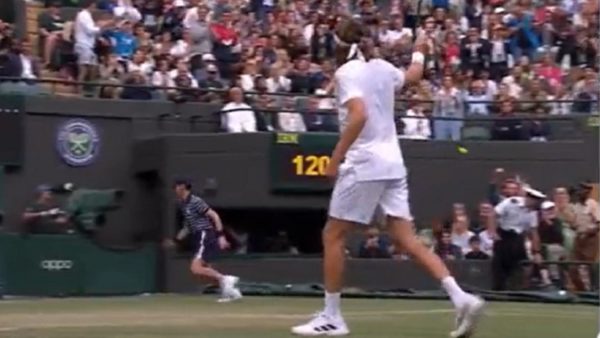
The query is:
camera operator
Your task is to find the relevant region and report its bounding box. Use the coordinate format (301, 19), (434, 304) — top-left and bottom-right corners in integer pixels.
(21, 185), (73, 234)
(491, 187), (545, 290)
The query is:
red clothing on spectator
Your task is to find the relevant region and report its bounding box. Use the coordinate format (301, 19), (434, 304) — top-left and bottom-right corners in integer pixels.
(536, 66), (562, 85)
(210, 23), (237, 46)
(444, 43), (460, 64)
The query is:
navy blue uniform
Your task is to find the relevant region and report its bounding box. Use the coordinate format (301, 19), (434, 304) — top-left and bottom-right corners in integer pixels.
(179, 194), (219, 262)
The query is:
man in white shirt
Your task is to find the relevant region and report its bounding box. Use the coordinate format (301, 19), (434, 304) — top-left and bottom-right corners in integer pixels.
(74, 0), (111, 87)
(221, 87), (256, 133)
(291, 19), (484, 338)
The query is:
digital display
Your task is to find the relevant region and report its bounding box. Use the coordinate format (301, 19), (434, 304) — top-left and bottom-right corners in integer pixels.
(269, 133), (336, 193)
(0, 98), (24, 166)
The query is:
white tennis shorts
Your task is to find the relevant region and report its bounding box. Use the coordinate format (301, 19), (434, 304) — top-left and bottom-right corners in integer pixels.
(328, 166), (413, 225)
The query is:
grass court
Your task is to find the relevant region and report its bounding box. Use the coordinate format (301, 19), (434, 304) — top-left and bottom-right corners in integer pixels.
(0, 295), (595, 338)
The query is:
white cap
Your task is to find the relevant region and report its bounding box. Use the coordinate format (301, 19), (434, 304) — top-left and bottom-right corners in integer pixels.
(525, 187), (547, 199)
(494, 7), (506, 14)
(174, 0), (186, 7)
(202, 53), (216, 61)
(541, 201), (555, 209)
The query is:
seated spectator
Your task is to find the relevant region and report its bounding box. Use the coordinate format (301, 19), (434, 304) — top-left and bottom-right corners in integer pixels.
(151, 58), (171, 88)
(465, 236), (490, 260)
(278, 97), (306, 132)
(521, 78), (550, 114)
(120, 71), (153, 100)
(198, 64), (224, 102)
(239, 59), (259, 92)
(221, 87), (257, 133)
(303, 96), (337, 132)
(16, 41), (41, 82)
(101, 0), (142, 22)
(98, 53), (126, 87)
(451, 215), (475, 255)
(289, 57), (313, 94)
(21, 185), (72, 234)
(127, 50), (153, 78)
(475, 204), (496, 257)
(434, 230), (463, 260)
(37, 1), (65, 66)
(401, 94), (432, 140)
(471, 201), (495, 233)
(491, 100), (525, 140)
(358, 227), (392, 259)
(168, 59), (198, 88)
(526, 106), (551, 142)
(548, 85), (573, 115)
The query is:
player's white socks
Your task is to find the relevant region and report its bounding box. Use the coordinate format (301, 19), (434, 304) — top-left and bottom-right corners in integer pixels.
(441, 276), (469, 307)
(324, 292), (341, 317)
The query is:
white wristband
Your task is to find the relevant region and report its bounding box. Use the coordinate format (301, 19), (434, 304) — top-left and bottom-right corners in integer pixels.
(412, 52), (425, 64)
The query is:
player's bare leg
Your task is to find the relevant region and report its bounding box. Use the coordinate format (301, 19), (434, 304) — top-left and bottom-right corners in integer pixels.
(291, 218), (352, 336)
(190, 259), (241, 303)
(388, 216), (485, 337)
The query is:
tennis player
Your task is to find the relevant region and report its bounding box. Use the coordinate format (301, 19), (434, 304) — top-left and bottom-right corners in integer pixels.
(291, 18), (484, 337)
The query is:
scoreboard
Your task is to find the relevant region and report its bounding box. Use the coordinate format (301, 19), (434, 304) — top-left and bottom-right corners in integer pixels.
(269, 132), (337, 193)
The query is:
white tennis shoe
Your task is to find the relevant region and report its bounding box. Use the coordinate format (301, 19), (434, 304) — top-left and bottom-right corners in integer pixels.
(291, 312), (350, 336)
(450, 295), (485, 338)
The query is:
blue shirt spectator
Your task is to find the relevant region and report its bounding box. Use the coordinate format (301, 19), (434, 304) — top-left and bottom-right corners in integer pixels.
(107, 21), (137, 59)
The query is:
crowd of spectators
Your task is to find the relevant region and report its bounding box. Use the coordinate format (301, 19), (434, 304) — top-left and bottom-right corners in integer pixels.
(355, 167), (599, 292)
(0, 0), (597, 138)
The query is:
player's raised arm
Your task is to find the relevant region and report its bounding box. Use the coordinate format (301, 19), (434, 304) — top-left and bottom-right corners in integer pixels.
(403, 33), (428, 85)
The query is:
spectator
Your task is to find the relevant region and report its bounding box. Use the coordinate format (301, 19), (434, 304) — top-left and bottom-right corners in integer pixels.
(154, 31), (175, 56)
(471, 201), (494, 233)
(120, 71), (153, 100)
(309, 22), (333, 64)
(198, 63), (224, 90)
(521, 78), (550, 114)
(289, 57), (313, 94)
(303, 95), (337, 132)
(507, 3), (541, 60)
(488, 24), (510, 81)
(465, 236), (490, 260)
(526, 106), (552, 142)
(98, 53), (126, 83)
(491, 99), (525, 141)
(16, 41), (41, 82)
(570, 182), (600, 291)
(240, 59), (259, 92)
(21, 185), (71, 234)
(358, 227), (393, 259)
(434, 230), (463, 260)
(402, 94), (432, 140)
(210, 9), (239, 79)
(74, 0), (111, 89)
(465, 79), (492, 116)
(169, 29), (193, 60)
(187, 5), (213, 74)
(548, 85), (573, 115)
(433, 75), (463, 141)
(127, 50), (153, 78)
(266, 64), (291, 93)
(535, 53), (562, 88)
(278, 97), (306, 132)
(538, 200), (568, 286)
(107, 20), (137, 60)
(460, 27), (491, 76)
(451, 215), (475, 255)
(102, 0), (142, 22)
(221, 86), (257, 133)
(38, 1), (65, 67)
(151, 58), (171, 88)
(475, 202), (496, 257)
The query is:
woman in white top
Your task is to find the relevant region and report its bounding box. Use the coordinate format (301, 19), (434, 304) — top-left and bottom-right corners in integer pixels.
(221, 87), (257, 133)
(402, 95), (432, 140)
(239, 59), (259, 92)
(266, 64), (291, 93)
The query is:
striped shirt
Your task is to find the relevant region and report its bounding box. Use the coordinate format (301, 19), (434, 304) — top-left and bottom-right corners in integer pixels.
(179, 194), (213, 233)
(494, 197), (538, 234)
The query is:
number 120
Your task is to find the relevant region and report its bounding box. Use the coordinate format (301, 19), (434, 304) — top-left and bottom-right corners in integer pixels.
(292, 155), (330, 176)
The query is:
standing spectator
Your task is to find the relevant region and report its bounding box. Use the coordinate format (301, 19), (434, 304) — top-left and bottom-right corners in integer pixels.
(187, 5), (213, 75)
(37, 1), (65, 67)
(289, 57), (313, 94)
(491, 188), (545, 291)
(433, 75), (463, 141)
(221, 87), (257, 133)
(401, 94), (432, 140)
(107, 20), (137, 60)
(465, 236), (490, 260)
(465, 80), (491, 116)
(309, 22), (333, 64)
(476, 203), (497, 257)
(74, 0), (111, 89)
(537, 201), (566, 285)
(441, 30), (461, 70)
(210, 9), (239, 80)
(266, 64), (291, 93)
(357, 227), (393, 259)
(570, 182), (600, 291)
(507, 4), (541, 60)
(451, 215), (475, 255)
(460, 27), (491, 76)
(434, 230), (463, 260)
(488, 24), (510, 81)
(553, 186), (577, 254)
(491, 99), (524, 141)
